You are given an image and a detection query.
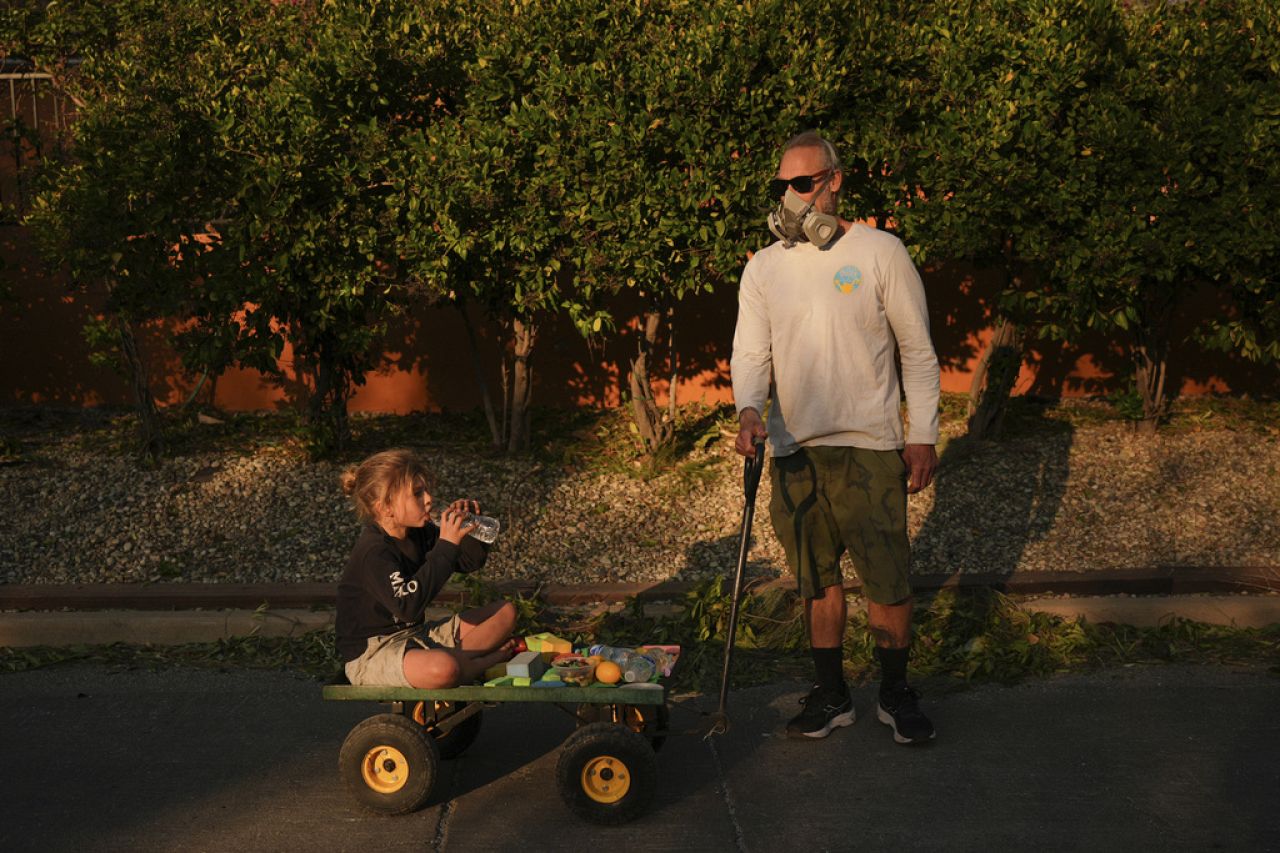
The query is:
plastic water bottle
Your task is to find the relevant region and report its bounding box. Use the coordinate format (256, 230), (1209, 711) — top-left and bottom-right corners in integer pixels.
(588, 644), (632, 665)
(635, 646), (675, 677)
(621, 654), (656, 683)
(589, 645), (657, 683)
(433, 511), (501, 544)
(463, 513), (501, 544)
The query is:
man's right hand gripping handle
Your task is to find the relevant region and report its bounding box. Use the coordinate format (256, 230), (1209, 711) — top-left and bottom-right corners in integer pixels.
(735, 408), (767, 459)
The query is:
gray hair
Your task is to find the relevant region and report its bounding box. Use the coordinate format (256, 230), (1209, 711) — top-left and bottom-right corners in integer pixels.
(782, 130), (842, 175)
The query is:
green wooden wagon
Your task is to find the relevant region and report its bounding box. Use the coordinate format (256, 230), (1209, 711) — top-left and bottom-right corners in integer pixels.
(323, 681), (671, 825)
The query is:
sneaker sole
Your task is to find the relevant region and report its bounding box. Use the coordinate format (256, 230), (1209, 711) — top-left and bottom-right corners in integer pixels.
(877, 705), (936, 745)
(788, 708), (856, 739)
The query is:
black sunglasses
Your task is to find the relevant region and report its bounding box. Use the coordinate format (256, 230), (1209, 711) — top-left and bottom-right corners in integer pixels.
(770, 170), (831, 198)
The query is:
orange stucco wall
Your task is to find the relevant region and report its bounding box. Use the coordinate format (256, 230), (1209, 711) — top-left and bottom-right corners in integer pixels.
(1, 225), (1273, 414)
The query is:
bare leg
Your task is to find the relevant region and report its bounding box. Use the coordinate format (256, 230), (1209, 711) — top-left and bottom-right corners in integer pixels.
(457, 600), (518, 651)
(402, 639), (519, 688)
(401, 601), (520, 687)
(402, 648), (463, 688)
(451, 641), (518, 682)
(805, 583), (848, 647)
(867, 598), (912, 648)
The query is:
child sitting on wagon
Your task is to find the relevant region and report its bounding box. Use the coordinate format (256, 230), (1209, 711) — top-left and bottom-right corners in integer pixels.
(335, 448), (517, 687)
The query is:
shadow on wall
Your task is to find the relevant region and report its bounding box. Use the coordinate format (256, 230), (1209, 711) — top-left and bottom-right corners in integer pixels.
(345, 284), (742, 414)
(942, 264), (1279, 400)
(918, 261), (1119, 398)
(3, 223), (1275, 413)
(921, 262), (990, 380)
(0, 226), (192, 407)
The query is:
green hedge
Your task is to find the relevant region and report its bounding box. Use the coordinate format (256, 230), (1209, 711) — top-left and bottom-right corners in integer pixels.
(4, 0), (1276, 452)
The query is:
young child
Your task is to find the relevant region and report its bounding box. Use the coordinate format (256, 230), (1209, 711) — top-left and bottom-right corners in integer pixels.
(335, 448), (517, 687)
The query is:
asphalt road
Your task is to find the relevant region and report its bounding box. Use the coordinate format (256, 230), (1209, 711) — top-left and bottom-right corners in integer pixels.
(1, 664), (1277, 852)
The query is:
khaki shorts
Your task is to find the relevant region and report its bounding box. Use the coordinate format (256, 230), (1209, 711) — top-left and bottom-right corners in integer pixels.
(768, 445), (911, 604)
(344, 614), (463, 687)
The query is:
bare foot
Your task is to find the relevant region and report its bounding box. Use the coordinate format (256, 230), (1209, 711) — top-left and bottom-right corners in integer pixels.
(464, 636), (519, 659)
(457, 641), (521, 683)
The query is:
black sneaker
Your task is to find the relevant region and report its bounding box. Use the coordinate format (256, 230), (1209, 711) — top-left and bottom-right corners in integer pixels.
(786, 684), (856, 739)
(877, 682), (936, 744)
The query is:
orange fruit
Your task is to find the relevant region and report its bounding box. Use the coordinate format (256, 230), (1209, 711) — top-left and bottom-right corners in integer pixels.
(595, 660), (621, 684)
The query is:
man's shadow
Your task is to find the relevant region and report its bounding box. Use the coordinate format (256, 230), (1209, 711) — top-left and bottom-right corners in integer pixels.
(910, 399), (1074, 656)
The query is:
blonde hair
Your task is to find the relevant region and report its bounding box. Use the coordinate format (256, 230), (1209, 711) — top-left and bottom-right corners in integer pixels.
(340, 449), (432, 522)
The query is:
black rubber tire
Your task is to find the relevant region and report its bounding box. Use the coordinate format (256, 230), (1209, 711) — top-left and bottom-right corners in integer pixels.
(339, 713), (440, 815)
(555, 722), (658, 825)
(574, 703), (669, 753)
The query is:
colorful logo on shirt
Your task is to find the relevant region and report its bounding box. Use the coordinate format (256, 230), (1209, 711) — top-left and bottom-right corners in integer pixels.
(834, 265), (862, 294)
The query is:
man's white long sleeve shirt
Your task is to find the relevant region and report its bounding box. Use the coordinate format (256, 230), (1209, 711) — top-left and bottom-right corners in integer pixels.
(730, 223), (941, 457)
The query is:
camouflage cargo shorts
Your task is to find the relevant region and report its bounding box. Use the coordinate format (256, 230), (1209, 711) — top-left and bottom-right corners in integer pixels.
(768, 445), (911, 604)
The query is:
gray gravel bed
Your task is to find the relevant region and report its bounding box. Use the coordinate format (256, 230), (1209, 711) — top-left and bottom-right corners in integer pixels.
(0, 422), (1276, 586)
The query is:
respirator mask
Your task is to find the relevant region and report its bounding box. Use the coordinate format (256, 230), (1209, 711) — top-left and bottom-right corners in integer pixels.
(767, 175), (840, 248)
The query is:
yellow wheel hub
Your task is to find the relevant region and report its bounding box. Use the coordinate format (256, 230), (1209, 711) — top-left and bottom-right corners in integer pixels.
(361, 744), (410, 794)
(581, 754), (631, 804)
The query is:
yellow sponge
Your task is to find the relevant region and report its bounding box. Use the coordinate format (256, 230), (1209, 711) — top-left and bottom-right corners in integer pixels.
(525, 633), (572, 656)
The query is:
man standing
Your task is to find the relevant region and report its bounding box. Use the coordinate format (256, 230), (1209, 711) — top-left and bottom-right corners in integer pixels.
(731, 131), (940, 743)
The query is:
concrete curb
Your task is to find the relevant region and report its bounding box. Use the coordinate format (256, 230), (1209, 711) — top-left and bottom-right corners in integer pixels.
(0, 609), (335, 648)
(1020, 595), (1280, 629)
(2, 567), (1277, 611)
(0, 597), (1275, 648)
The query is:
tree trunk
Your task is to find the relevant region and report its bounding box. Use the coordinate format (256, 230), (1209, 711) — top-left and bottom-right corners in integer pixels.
(1133, 349), (1165, 437)
(628, 307), (675, 456)
(1132, 291), (1173, 437)
(506, 316), (535, 453)
(306, 338), (351, 458)
(966, 247), (1027, 442)
(499, 327), (510, 451)
(666, 307), (678, 423)
(966, 317), (1024, 441)
(456, 303), (501, 450)
(117, 316), (164, 460)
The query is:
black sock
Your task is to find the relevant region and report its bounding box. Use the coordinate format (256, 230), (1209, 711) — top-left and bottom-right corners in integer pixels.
(811, 647), (845, 695)
(875, 646), (909, 695)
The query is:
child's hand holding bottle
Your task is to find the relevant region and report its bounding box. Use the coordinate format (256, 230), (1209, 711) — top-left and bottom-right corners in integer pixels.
(434, 499), (481, 545)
